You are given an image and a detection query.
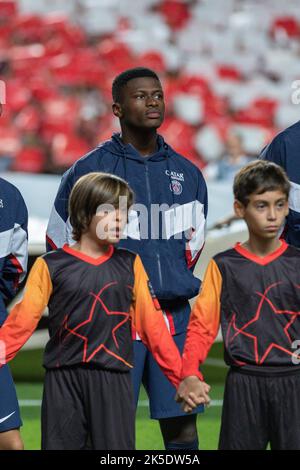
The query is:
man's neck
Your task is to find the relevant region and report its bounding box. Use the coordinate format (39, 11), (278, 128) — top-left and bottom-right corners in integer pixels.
(120, 128), (158, 157)
(242, 236), (282, 258)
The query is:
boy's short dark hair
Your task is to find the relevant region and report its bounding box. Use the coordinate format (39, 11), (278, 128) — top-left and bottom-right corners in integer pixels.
(69, 172), (134, 241)
(234, 160), (290, 206)
(112, 67), (160, 102)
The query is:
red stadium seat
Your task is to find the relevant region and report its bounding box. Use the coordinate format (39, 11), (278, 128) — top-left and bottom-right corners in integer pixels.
(234, 98), (278, 127)
(9, 44), (46, 80)
(14, 106), (41, 132)
(50, 49), (106, 87)
(29, 78), (58, 102)
(158, 0), (190, 30)
(5, 81), (31, 113)
(41, 97), (80, 140)
(271, 16), (300, 38)
(0, 0), (17, 17)
(160, 117), (204, 168)
(0, 124), (21, 155)
(204, 95), (229, 121)
(178, 75), (210, 98)
(44, 13), (86, 44)
(0, 23), (13, 41)
(13, 14), (45, 42)
(12, 147), (45, 173)
(51, 132), (90, 168)
(97, 39), (136, 76)
(251, 98), (278, 117)
(137, 51), (166, 74)
(216, 65), (242, 81)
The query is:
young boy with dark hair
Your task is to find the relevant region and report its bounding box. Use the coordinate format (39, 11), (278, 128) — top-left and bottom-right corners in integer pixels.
(177, 160), (300, 450)
(0, 172), (198, 450)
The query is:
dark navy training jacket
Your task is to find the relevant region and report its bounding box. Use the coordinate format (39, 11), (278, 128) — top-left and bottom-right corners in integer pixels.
(0, 178), (28, 325)
(46, 133), (208, 335)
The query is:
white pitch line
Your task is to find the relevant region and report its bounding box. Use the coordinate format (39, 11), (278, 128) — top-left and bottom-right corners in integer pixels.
(19, 400), (41, 407)
(131, 400), (223, 408)
(19, 399), (223, 408)
(205, 358), (227, 367)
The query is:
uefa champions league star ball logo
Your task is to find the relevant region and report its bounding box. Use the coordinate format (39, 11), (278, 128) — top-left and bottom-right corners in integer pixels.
(170, 180), (182, 195)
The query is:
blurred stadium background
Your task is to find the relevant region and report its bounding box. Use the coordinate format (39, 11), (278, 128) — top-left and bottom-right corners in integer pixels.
(1, 0), (298, 449)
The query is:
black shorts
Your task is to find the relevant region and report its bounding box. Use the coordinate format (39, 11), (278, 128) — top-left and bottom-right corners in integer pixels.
(41, 366), (135, 450)
(219, 368), (300, 450)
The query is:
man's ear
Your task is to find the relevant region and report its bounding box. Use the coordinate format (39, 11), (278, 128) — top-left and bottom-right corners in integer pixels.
(234, 199), (245, 218)
(112, 102), (122, 119)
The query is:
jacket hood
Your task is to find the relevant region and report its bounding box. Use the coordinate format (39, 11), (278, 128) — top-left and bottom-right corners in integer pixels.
(106, 132), (170, 162)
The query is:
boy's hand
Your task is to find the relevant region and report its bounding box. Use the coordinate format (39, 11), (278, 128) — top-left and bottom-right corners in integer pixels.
(175, 376), (211, 413)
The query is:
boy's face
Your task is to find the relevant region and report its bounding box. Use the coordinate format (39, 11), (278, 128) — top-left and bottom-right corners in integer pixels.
(234, 190), (289, 240)
(89, 207), (128, 245)
(112, 77), (165, 130)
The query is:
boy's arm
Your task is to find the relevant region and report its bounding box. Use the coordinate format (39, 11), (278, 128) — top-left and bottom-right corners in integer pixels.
(181, 259), (222, 380)
(46, 168), (75, 251)
(0, 257), (53, 364)
(0, 191), (28, 304)
(130, 255), (182, 389)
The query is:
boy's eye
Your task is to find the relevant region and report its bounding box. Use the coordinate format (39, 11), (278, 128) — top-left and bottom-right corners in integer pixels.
(97, 209), (113, 217)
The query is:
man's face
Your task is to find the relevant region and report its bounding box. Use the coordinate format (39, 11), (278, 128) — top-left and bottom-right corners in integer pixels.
(234, 190), (289, 240)
(113, 77), (165, 130)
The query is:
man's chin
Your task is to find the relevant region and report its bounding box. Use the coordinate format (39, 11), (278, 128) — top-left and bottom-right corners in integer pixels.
(139, 120), (163, 130)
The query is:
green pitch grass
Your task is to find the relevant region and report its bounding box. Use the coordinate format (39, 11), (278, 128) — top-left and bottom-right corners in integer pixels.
(12, 343), (226, 450)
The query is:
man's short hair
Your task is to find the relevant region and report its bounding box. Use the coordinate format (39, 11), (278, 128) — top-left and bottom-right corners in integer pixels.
(233, 160), (290, 206)
(69, 172), (134, 241)
(112, 67), (160, 102)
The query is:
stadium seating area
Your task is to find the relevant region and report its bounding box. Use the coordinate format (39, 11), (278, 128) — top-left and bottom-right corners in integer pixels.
(0, 0), (300, 173)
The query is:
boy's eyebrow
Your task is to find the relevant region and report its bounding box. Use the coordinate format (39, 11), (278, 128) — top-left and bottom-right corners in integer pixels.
(253, 196), (287, 202)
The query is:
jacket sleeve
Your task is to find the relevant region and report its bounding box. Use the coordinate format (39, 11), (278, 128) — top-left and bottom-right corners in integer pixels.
(0, 257), (52, 365)
(130, 255), (182, 388)
(260, 134), (289, 238)
(259, 133), (287, 167)
(185, 169), (208, 270)
(0, 189), (28, 304)
(181, 259), (222, 380)
(46, 167), (75, 251)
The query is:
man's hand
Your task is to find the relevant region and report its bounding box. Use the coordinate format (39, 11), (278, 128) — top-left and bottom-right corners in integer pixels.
(175, 376), (211, 413)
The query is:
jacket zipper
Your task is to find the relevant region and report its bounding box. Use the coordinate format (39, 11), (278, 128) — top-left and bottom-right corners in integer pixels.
(156, 252), (163, 288)
(145, 163), (163, 290)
